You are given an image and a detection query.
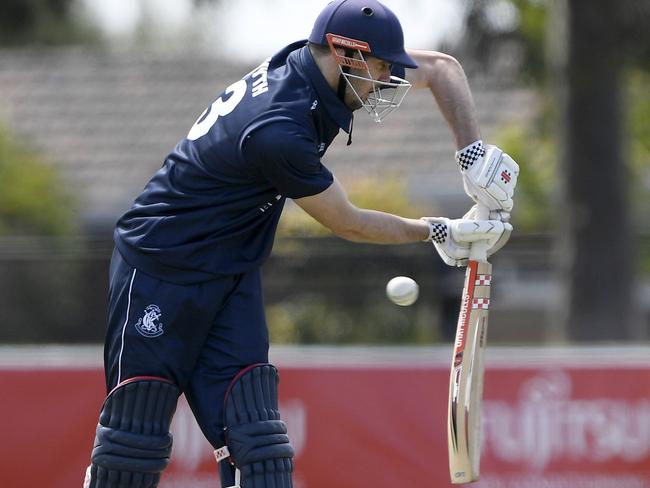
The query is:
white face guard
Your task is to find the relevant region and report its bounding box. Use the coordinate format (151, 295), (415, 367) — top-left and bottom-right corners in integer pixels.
(326, 34), (412, 123)
(341, 72), (411, 123)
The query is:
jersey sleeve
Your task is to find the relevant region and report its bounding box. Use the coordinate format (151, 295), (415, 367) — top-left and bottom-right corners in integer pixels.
(242, 120), (333, 199)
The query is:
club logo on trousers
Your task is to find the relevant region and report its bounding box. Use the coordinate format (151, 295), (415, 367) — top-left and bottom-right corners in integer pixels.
(135, 304), (164, 337)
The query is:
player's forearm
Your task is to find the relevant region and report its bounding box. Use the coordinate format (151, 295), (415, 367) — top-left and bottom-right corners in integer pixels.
(295, 179), (429, 244)
(407, 50), (481, 149)
(336, 208), (429, 244)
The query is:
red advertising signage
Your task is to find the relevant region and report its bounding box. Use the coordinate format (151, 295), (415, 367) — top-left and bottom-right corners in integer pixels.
(0, 347), (649, 488)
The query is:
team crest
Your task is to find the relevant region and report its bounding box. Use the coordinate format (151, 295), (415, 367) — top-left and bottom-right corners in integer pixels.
(135, 304), (164, 338)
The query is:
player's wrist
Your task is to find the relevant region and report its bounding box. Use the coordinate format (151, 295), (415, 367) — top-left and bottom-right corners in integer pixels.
(456, 140), (485, 172)
(420, 217), (449, 243)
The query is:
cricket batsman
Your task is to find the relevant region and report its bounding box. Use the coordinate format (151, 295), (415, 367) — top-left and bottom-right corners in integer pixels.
(83, 0), (519, 486)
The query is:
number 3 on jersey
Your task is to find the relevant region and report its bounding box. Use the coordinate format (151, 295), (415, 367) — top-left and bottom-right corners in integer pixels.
(187, 79), (247, 141)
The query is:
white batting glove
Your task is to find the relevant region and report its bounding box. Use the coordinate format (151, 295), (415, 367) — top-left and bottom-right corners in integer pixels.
(462, 203), (510, 223)
(457, 140), (519, 216)
(421, 216), (513, 267)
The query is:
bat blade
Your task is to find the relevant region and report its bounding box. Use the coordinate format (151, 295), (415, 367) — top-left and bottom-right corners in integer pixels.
(447, 259), (492, 484)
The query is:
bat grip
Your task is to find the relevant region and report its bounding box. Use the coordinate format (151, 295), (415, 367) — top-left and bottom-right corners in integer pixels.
(469, 241), (489, 263)
(470, 204), (490, 263)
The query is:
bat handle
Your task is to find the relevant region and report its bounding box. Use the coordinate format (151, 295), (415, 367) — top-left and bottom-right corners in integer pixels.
(469, 241), (489, 263)
(470, 204), (491, 263)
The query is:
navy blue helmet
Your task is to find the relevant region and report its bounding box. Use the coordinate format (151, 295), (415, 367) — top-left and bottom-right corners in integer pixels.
(309, 0), (417, 69)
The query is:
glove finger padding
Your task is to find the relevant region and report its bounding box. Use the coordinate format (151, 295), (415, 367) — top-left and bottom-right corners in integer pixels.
(433, 240), (469, 267)
(424, 217), (470, 267)
(462, 203), (510, 223)
(423, 217), (513, 267)
(486, 222), (512, 256)
(450, 219), (511, 245)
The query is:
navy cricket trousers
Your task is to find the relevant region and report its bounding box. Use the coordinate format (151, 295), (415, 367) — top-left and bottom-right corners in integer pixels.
(103, 249), (269, 448)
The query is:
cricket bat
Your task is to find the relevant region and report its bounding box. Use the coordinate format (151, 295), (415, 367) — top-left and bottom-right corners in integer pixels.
(447, 242), (492, 484)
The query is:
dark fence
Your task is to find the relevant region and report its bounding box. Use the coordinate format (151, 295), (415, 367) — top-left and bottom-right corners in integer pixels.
(3, 234), (642, 344)
(0, 236), (460, 343)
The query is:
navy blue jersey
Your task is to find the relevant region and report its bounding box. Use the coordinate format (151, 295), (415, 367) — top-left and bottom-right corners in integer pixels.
(115, 41), (354, 283)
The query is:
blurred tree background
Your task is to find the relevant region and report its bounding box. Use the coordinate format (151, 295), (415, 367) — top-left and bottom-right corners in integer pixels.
(0, 0), (95, 46)
(0, 0), (87, 235)
(0, 126), (77, 236)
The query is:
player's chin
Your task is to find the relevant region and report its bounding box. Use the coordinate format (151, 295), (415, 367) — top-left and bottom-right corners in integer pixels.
(347, 99), (363, 111)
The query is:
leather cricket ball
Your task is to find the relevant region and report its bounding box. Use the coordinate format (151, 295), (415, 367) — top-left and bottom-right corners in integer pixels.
(386, 276), (419, 306)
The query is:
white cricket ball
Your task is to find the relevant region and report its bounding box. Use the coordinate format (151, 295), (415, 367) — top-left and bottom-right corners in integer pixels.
(386, 276), (419, 306)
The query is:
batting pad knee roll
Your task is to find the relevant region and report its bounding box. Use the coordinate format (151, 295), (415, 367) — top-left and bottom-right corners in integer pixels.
(218, 364), (294, 488)
(86, 377), (180, 488)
